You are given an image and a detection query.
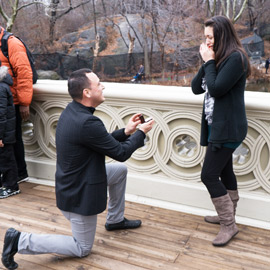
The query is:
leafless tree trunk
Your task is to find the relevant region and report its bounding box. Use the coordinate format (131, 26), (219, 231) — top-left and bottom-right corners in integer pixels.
(120, 1), (143, 49)
(207, 0), (217, 16)
(207, 0), (248, 22)
(0, 0), (45, 31)
(91, 34), (100, 73)
(48, 0), (91, 44)
(246, 0), (269, 34)
(101, 0), (129, 48)
(116, 0), (148, 76)
(140, 0), (151, 78)
(149, 23), (154, 76)
(91, 0), (100, 73)
(151, 0), (174, 80)
(49, 0), (60, 43)
(127, 30), (136, 74)
(247, 0), (256, 31)
(92, 0), (97, 36)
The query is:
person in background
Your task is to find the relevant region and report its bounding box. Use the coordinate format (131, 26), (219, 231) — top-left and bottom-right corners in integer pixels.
(265, 57), (269, 74)
(131, 64), (145, 83)
(137, 64), (145, 81)
(0, 26), (33, 184)
(1, 68), (154, 270)
(191, 15), (251, 247)
(0, 64), (20, 199)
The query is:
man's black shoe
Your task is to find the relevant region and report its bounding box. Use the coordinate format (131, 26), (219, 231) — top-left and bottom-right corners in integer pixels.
(1, 228), (21, 270)
(105, 217), (142, 231)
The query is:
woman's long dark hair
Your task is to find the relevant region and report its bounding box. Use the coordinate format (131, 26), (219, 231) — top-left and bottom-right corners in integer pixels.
(205, 15), (251, 77)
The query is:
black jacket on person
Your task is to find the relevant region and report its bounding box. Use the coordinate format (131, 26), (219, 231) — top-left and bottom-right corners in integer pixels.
(0, 65), (15, 144)
(191, 51), (248, 146)
(55, 100), (145, 216)
(265, 59), (270, 68)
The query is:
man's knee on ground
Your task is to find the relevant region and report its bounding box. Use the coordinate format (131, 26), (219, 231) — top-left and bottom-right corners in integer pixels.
(78, 244), (93, 258)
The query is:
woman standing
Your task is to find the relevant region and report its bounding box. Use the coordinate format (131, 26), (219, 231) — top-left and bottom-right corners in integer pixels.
(191, 16), (251, 246)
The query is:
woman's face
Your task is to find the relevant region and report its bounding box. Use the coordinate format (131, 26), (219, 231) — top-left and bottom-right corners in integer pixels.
(204, 26), (214, 49)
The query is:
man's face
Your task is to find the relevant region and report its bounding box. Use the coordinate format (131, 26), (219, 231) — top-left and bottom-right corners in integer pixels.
(86, 72), (105, 107)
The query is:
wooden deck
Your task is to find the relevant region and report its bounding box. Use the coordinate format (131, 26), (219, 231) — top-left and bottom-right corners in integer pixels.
(0, 182), (270, 270)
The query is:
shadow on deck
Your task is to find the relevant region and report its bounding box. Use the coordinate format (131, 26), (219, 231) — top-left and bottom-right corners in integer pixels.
(0, 182), (269, 270)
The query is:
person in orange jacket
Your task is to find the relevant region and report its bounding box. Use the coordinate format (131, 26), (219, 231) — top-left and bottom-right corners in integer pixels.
(0, 26), (33, 183)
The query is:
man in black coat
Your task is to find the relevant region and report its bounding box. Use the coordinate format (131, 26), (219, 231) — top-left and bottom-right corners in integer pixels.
(2, 68), (154, 269)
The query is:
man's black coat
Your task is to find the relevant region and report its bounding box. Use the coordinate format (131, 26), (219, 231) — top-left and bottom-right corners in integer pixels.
(55, 100), (145, 216)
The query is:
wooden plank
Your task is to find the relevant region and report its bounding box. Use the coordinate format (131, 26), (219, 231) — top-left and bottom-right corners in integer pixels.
(180, 235), (270, 270)
(93, 244), (195, 270)
(198, 222), (270, 246)
(1, 182), (269, 270)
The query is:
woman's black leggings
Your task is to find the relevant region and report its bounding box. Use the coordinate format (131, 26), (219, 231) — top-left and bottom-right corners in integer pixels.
(201, 143), (237, 198)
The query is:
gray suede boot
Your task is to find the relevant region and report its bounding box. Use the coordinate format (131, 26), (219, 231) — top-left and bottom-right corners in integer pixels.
(211, 193), (239, 246)
(204, 190), (239, 224)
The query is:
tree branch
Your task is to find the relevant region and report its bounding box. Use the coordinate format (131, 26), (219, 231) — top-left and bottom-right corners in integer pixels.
(0, 5), (9, 22)
(221, 0), (226, 15)
(162, 17), (173, 43)
(226, 0), (230, 18)
(113, 19), (129, 49)
(56, 0), (91, 20)
(232, 0), (236, 20)
(122, 12), (143, 48)
(233, 0), (248, 23)
(207, 0), (216, 16)
(16, 1), (48, 12)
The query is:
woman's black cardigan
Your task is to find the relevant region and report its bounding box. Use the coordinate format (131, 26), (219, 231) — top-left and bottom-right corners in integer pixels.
(191, 51), (248, 147)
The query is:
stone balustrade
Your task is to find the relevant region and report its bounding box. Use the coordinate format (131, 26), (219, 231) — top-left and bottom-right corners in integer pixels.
(25, 80), (270, 229)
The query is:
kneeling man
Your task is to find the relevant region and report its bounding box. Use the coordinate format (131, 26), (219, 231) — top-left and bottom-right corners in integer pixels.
(2, 68), (154, 269)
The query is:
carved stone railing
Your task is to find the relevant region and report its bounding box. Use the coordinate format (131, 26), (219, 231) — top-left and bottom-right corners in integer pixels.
(24, 80), (270, 228)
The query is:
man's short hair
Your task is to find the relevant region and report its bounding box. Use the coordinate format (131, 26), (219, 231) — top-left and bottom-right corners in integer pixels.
(68, 68), (92, 100)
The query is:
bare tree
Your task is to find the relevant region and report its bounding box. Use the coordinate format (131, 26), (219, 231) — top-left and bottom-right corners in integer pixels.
(90, 0), (99, 72)
(0, 0), (45, 31)
(46, 0), (91, 43)
(207, 0), (218, 16)
(206, 0), (248, 22)
(48, 0), (60, 43)
(246, 0), (270, 33)
(100, 0), (129, 49)
(111, 0), (148, 76)
(127, 29), (136, 73)
(247, 0), (256, 31)
(100, 0), (201, 79)
(139, 0), (151, 77)
(119, 0), (144, 49)
(151, 0), (182, 80)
